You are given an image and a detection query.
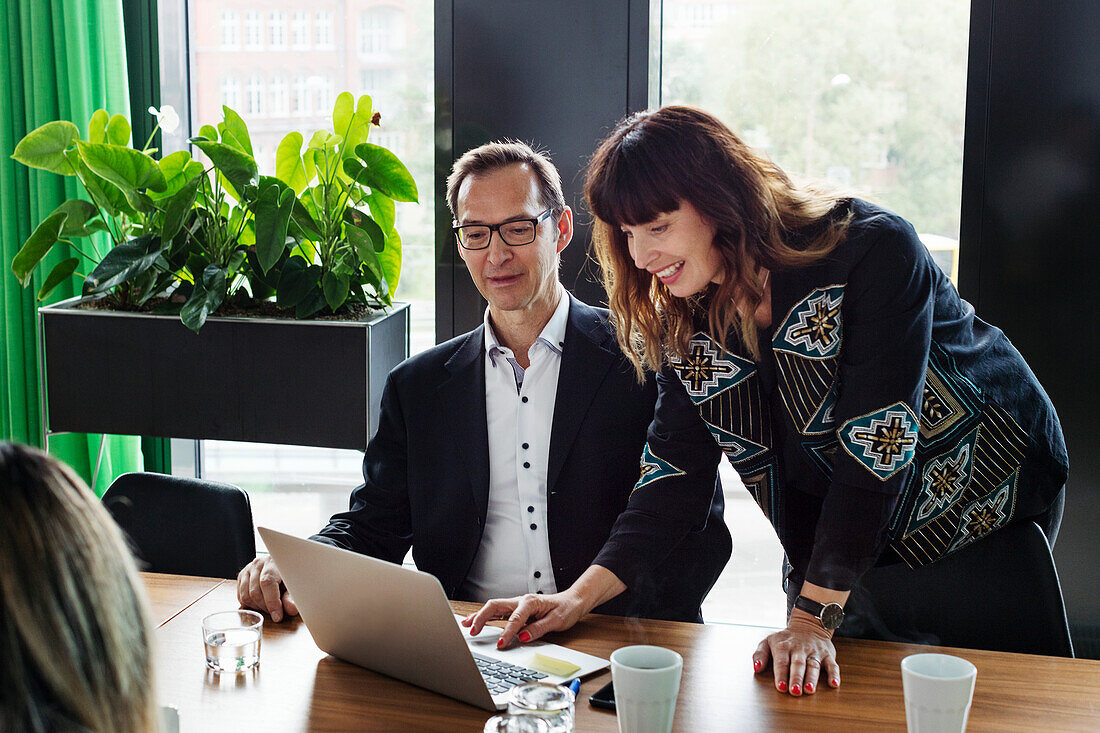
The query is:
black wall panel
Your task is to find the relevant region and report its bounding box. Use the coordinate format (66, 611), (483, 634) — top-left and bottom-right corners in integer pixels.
(960, 0), (1100, 655)
(435, 0), (653, 340)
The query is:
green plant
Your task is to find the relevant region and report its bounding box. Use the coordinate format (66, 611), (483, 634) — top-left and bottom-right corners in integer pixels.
(261, 92), (418, 317)
(9, 106), (202, 305)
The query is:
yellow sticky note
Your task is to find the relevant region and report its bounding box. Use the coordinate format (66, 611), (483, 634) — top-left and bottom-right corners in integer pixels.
(530, 653), (581, 678)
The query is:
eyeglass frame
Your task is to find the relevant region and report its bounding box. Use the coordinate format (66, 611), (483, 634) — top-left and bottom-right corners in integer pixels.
(451, 209), (555, 250)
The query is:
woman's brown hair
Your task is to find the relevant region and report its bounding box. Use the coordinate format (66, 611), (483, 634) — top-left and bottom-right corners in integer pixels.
(585, 105), (852, 378)
(0, 442), (160, 733)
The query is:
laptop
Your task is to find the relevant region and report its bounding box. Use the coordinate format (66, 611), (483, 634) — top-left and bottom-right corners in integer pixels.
(258, 527), (609, 710)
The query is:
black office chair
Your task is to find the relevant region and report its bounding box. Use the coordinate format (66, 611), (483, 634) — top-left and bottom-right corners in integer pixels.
(103, 472), (256, 579)
(855, 520), (1074, 657)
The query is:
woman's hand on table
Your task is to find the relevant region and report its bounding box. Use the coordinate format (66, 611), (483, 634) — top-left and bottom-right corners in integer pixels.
(753, 611), (841, 696)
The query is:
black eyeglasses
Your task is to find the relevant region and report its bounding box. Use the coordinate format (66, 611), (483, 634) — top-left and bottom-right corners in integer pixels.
(452, 209), (554, 250)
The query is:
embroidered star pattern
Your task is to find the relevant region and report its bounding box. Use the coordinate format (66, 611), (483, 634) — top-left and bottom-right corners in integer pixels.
(916, 444), (971, 521)
(848, 411), (918, 472)
(785, 292), (842, 356)
(672, 342), (738, 396)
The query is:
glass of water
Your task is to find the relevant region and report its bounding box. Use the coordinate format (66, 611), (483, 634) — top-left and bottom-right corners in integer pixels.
(202, 610), (262, 673)
(483, 713), (551, 733)
(507, 682), (575, 733)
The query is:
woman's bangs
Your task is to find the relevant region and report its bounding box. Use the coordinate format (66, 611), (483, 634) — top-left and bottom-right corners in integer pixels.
(590, 145), (681, 228)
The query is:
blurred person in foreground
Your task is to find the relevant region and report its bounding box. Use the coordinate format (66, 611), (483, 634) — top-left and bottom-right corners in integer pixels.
(0, 442), (161, 733)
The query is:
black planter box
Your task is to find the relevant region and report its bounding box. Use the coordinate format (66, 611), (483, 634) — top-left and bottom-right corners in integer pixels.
(39, 297), (410, 450)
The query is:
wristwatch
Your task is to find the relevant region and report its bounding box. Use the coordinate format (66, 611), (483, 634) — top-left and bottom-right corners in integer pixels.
(794, 595), (845, 631)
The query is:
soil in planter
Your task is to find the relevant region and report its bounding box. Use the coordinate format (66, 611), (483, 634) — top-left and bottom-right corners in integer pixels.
(74, 296), (383, 322)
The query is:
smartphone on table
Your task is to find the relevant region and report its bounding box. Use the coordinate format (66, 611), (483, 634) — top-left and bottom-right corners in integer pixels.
(588, 680), (615, 710)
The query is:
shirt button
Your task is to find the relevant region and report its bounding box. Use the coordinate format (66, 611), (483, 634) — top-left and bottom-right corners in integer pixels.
(537, 590), (544, 594)
(534, 571), (542, 579)
(530, 523), (537, 530)
(523, 461), (530, 469)
(527, 506), (534, 513)
(522, 443), (529, 450)
(521, 396), (529, 403)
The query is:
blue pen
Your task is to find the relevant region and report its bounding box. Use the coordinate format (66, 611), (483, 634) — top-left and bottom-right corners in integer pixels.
(568, 679), (581, 696)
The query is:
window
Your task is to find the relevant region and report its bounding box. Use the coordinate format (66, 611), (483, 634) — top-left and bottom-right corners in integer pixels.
(175, 0), (433, 549)
(247, 75), (264, 116)
(221, 75), (240, 109)
(315, 11), (334, 49)
(244, 10), (262, 50)
(358, 6), (406, 57)
(220, 9), (239, 49)
(269, 11), (286, 49)
(661, 0), (971, 626)
(291, 11), (310, 50)
(269, 75), (289, 117)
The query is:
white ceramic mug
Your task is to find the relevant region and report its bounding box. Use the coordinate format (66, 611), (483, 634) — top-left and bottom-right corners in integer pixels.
(610, 645), (683, 733)
(901, 653), (977, 733)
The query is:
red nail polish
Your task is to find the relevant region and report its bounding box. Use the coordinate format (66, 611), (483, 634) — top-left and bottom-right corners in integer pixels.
(518, 631), (531, 643)
(753, 659), (762, 672)
(791, 684), (801, 696)
(496, 638), (504, 649)
(805, 683), (814, 693)
(831, 678), (840, 687)
(777, 681), (787, 692)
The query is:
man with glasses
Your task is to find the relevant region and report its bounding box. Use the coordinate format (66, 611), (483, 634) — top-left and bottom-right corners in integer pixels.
(238, 142), (731, 636)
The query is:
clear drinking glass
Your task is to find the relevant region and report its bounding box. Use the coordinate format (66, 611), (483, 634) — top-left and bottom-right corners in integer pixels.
(202, 610), (262, 672)
(483, 713), (552, 733)
(507, 682), (575, 733)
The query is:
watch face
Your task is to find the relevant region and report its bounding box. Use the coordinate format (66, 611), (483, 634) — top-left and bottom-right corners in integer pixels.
(821, 603), (844, 631)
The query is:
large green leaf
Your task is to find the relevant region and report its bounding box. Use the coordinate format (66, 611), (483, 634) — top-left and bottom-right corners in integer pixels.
(345, 208), (385, 251)
(11, 121), (80, 175)
(221, 106), (253, 156)
(322, 270), (350, 312)
(37, 257), (80, 300)
(190, 139), (258, 198)
(275, 132), (311, 194)
(106, 114), (131, 147)
(83, 234), (165, 294)
(345, 222), (383, 280)
(334, 93), (373, 169)
(162, 175), (203, 243)
(353, 143), (418, 202)
(152, 151), (205, 200)
(377, 228), (402, 293)
(295, 286), (327, 318)
(366, 190), (396, 233)
(77, 159), (127, 218)
(181, 264), (227, 333)
(51, 199), (99, 237)
(11, 211), (69, 285)
(254, 183), (296, 274)
(88, 110), (109, 144)
(197, 124), (219, 142)
(77, 141), (167, 195)
(276, 257), (318, 309)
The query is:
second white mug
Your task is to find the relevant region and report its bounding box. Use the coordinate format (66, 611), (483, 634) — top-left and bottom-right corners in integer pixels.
(610, 645), (683, 733)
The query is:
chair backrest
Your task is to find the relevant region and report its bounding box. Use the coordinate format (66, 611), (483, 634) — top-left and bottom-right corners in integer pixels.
(103, 472), (256, 579)
(859, 520), (1074, 657)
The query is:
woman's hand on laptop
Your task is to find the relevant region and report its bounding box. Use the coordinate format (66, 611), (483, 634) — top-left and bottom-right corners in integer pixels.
(462, 565), (626, 648)
(237, 555), (299, 622)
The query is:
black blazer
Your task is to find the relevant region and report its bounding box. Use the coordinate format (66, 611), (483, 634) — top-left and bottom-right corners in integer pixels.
(312, 296), (731, 622)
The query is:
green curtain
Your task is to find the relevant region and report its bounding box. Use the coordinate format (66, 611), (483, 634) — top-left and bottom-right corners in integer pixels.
(1, 0), (143, 495)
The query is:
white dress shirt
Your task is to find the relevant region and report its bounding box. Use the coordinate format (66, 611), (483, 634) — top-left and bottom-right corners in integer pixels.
(459, 286), (570, 601)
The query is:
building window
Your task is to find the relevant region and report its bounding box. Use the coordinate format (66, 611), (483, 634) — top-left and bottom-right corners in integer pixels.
(292, 76), (311, 117)
(315, 11), (334, 49)
(220, 9), (239, 49)
(358, 6), (406, 57)
(247, 76), (264, 116)
(291, 11), (310, 50)
(244, 10), (263, 50)
(221, 75), (240, 109)
(269, 11), (287, 48)
(270, 75), (289, 117)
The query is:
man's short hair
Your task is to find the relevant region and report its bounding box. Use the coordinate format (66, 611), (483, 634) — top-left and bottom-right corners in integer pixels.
(446, 141), (567, 220)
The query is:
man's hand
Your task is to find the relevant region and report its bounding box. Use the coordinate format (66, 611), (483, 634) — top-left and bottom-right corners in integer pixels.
(236, 555), (298, 622)
(461, 565), (626, 648)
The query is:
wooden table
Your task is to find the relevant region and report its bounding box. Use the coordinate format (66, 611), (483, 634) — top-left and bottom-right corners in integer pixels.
(143, 573), (1100, 731)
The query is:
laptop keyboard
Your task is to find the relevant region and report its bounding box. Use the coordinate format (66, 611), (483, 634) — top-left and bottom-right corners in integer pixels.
(472, 652), (549, 695)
